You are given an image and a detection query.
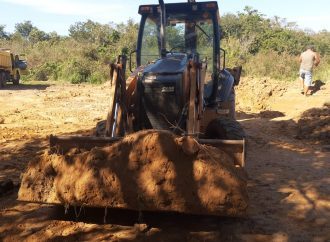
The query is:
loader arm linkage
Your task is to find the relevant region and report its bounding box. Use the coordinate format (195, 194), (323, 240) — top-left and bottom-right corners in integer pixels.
(50, 54), (246, 167)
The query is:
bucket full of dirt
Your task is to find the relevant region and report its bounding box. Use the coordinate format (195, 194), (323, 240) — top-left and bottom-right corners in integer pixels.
(18, 130), (248, 217)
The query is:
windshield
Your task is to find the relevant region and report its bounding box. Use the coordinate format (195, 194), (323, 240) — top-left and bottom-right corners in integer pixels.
(140, 13), (214, 73)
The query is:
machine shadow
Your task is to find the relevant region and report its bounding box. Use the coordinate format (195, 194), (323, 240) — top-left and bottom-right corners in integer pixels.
(0, 83), (50, 91)
(52, 205), (242, 230)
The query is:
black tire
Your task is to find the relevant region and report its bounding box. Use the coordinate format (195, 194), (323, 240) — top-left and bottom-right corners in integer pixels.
(0, 72), (6, 88)
(205, 117), (245, 140)
(13, 71), (20, 85)
(0, 72), (3, 88)
(95, 120), (106, 137)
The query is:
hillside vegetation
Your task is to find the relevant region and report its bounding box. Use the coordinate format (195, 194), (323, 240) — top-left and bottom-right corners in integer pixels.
(0, 6), (329, 83)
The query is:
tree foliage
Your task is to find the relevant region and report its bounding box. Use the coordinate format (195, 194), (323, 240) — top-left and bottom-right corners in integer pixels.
(220, 6), (329, 80)
(221, 6), (330, 57)
(1, 19), (139, 83)
(15, 21), (34, 38)
(0, 25), (8, 39)
(0, 8), (329, 83)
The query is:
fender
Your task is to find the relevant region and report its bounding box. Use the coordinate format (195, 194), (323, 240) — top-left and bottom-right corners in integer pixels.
(218, 69), (234, 102)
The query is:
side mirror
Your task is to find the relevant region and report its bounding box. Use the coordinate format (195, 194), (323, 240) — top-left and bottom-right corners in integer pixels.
(129, 49), (137, 73)
(220, 48), (226, 70)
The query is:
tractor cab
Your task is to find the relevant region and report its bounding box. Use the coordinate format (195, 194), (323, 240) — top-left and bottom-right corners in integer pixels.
(137, 1), (221, 83)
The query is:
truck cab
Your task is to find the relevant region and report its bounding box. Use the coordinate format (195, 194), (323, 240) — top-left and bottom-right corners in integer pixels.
(0, 49), (27, 87)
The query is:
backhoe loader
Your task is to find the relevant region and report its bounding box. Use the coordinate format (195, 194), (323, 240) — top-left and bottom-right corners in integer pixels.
(19, 0), (248, 217)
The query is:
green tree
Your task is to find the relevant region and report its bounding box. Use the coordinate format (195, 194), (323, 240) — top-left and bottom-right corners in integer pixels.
(312, 30), (330, 55)
(15, 21), (34, 38)
(0, 25), (8, 39)
(28, 28), (49, 44)
(48, 31), (61, 44)
(115, 19), (138, 54)
(68, 20), (113, 46)
(221, 6), (270, 54)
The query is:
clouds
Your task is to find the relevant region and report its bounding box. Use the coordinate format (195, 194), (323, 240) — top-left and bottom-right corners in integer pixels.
(0, 0), (141, 35)
(1, 0), (329, 34)
(0, 0), (131, 21)
(288, 15), (330, 31)
(292, 15), (330, 22)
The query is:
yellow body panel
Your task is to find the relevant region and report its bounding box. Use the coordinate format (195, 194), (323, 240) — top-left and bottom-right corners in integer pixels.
(0, 50), (13, 72)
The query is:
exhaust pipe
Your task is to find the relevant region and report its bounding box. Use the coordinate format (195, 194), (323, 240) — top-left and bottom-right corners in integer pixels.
(159, 0), (166, 57)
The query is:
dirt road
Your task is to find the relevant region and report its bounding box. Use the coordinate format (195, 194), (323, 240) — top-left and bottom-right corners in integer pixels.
(0, 79), (329, 241)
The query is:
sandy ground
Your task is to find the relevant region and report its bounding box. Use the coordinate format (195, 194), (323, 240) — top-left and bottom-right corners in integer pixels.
(0, 78), (329, 242)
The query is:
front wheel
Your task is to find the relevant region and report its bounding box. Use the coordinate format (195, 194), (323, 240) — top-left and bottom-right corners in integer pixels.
(0, 72), (6, 88)
(95, 120), (106, 137)
(205, 117), (245, 140)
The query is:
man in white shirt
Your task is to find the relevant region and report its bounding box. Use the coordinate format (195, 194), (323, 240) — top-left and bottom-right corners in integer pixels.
(299, 46), (320, 96)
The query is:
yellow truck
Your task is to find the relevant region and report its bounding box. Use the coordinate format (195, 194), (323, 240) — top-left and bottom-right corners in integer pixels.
(0, 49), (27, 88)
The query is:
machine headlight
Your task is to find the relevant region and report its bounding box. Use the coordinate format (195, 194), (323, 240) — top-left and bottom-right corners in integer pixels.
(143, 74), (157, 83)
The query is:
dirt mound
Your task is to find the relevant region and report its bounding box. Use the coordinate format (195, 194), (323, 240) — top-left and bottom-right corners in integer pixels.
(236, 77), (287, 111)
(296, 104), (330, 144)
(18, 130), (248, 217)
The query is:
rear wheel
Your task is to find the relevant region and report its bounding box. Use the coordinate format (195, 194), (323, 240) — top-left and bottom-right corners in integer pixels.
(205, 117), (245, 140)
(13, 71), (20, 85)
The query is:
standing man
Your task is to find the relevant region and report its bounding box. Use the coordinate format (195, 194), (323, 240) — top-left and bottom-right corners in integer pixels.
(299, 46), (320, 96)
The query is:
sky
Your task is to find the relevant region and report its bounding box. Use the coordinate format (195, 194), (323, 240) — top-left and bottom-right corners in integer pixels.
(0, 0), (329, 35)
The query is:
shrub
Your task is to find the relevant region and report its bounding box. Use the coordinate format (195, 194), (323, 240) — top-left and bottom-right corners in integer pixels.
(60, 60), (91, 84)
(244, 51), (299, 81)
(314, 55), (330, 82)
(28, 62), (61, 81)
(88, 71), (107, 84)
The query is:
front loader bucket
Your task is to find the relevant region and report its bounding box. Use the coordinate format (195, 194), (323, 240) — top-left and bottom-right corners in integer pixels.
(18, 130), (248, 217)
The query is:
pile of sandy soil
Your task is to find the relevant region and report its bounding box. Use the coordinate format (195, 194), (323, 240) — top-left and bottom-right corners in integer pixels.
(18, 130), (248, 217)
(236, 77), (287, 112)
(296, 103), (330, 144)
